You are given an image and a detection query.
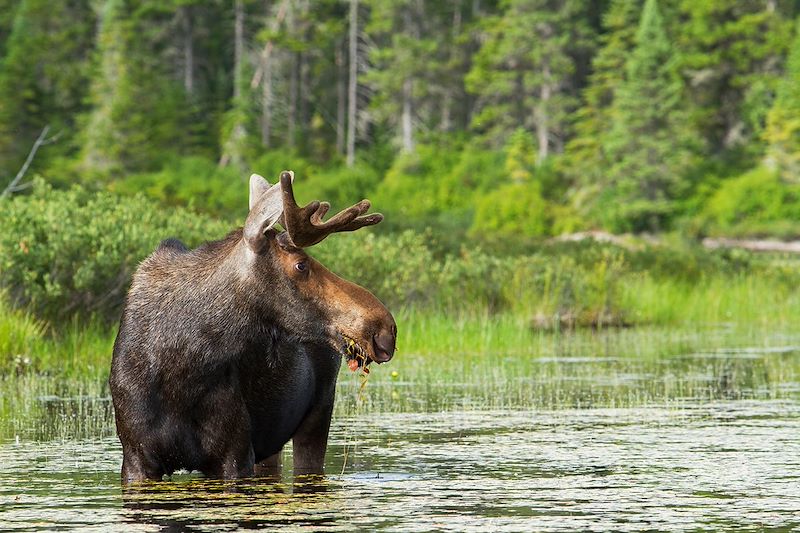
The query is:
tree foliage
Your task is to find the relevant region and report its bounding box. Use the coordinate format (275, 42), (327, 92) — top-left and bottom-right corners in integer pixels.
(2, 0), (800, 239)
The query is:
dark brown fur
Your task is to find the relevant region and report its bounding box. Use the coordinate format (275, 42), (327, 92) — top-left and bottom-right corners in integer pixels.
(109, 225), (395, 483)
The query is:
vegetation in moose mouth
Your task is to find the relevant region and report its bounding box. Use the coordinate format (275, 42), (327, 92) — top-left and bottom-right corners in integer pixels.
(339, 333), (370, 373)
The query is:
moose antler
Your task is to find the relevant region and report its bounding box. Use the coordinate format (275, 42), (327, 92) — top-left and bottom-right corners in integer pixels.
(279, 171), (383, 248)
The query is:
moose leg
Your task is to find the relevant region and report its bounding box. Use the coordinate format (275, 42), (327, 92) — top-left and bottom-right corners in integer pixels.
(218, 444), (256, 480)
(254, 451), (282, 479)
(292, 394), (335, 476)
(200, 390), (255, 480)
(121, 448), (163, 484)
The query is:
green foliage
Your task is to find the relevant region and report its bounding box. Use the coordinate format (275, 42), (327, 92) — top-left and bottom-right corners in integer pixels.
(466, 0), (594, 154)
(302, 163), (381, 210)
(700, 167), (800, 238)
(110, 156), (245, 216)
(472, 182), (548, 238)
(372, 142), (461, 220)
(677, 1), (792, 152)
(598, 0), (701, 232)
(0, 0), (95, 181)
(0, 180), (228, 320)
(81, 0), (194, 174)
(764, 20), (800, 180)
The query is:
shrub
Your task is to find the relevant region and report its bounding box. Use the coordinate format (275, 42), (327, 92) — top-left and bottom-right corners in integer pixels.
(0, 180), (229, 321)
(110, 156), (245, 216)
(700, 167), (800, 237)
(313, 230), (439, 309)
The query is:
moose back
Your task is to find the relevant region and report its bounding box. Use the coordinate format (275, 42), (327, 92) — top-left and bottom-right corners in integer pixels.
(109, 171), (396, 483)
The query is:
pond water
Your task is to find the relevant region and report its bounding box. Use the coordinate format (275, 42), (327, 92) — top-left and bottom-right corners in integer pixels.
(1, 327), (800, 531)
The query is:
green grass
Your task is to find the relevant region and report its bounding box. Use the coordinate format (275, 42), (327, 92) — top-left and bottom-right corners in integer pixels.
(0, 294), (115, 380)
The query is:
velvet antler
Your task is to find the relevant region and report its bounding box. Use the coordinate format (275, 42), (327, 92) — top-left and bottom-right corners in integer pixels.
(279, 170), (383, 248)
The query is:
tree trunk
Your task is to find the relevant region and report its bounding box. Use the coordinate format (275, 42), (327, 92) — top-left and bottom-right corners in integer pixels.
(336, 44), (345, 155)
(535, 61), (551, 165)
(233, 0), (244, 100)
(219, 0), (246, 168)
(288, 52), (298, 148)
(261, 55), (273, 147)
(440, 0), (462, 132)
(181, 6), (194, 95)
(401, 78), (414, 153)
(346, 0), (358, 167)
(299, 51), (310, 152)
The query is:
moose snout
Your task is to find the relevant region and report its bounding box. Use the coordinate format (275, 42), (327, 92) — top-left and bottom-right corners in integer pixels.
(371, 327), (396, 363)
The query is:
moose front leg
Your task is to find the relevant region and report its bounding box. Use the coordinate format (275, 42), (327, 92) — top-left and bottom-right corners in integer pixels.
(254, 451), (283, 480)
(292, 396), (335, 476)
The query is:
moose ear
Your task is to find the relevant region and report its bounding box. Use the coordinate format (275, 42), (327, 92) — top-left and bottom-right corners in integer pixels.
(243, 178), (285, 252)
(249, 173), (271, 210)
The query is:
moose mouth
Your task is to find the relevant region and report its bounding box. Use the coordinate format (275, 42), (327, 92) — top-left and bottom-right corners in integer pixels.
(338, 333), (371, 371)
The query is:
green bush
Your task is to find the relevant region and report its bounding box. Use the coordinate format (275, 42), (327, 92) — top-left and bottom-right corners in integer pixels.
(700, 167), (800, 237)
(471, 181), (549, 238)
(0, 180), (229, 320)
(301, 162), (382, 210)
(110, 156), (246, 217)
(313, 230), (439, 309)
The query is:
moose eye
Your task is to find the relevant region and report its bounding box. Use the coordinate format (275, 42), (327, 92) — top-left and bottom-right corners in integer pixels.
(294, 261), (308, 273)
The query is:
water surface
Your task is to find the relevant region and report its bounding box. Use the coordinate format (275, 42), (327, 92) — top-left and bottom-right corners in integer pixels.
(1, 327), (799, 531)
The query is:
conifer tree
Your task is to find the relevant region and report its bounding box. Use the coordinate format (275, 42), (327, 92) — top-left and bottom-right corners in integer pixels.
(565, 0), (642, 199)
(677, 0), (792, 153)
(0, 0), (94, 180)
(600, 0), (700, 232)
(763, 21), (800, 181)
(465, 0), (593, 163)
(81, 0), (190, 175)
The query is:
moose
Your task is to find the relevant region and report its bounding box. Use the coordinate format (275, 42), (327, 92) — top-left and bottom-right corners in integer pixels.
(109, 171), (396, 483)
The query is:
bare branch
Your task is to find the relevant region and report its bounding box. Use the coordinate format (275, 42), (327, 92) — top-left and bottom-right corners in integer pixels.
(2, 125), (52, 199)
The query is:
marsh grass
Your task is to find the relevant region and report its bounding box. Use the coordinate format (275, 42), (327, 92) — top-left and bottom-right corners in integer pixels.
(3, 266), (800, 439)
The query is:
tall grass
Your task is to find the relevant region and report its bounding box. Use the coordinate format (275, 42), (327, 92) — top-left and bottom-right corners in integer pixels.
(0, 295), (115, 379)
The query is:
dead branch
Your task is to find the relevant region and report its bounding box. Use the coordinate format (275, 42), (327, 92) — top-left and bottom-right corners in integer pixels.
(1, 125), (59, 198)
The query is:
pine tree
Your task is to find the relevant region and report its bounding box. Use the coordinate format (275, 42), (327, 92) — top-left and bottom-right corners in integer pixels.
(0, 0), (95, 180)
(564, 0), (642, 201)
(365, 0), (446, 154)
(465, 0), (593, 163)
(81, 0), (194, 175)
(677, 0), (793, 154)
(599, 0), (700, 232)
(763, 21), (800, 181)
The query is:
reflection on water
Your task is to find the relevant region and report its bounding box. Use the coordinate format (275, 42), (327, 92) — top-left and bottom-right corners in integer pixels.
(1, 329), (800, 531)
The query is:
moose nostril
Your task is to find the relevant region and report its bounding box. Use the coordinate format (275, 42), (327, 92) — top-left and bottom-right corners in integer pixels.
(372, 330), (395, 362)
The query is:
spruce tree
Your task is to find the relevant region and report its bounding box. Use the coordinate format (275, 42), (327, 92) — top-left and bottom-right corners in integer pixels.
(465, 0), (593, 163)
(0, 0), (95, 181)
(565, 0), (643, 209)
(600, 0), (700, 232)
(678, 1), (792, 154)
(81, 0), (190, 175)
(763, 21), (800, 181)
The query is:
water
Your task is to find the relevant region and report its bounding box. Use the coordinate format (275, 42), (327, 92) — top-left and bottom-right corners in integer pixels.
(2, 328), (800, 531)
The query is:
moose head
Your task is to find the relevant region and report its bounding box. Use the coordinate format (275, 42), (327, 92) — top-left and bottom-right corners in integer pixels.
(241, 170), (396, 368)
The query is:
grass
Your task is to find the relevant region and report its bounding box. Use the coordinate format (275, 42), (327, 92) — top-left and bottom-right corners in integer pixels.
(3, 262), (800, 439)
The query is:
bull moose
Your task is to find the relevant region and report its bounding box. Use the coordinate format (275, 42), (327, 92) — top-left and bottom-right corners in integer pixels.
(109, 171), (396, 483)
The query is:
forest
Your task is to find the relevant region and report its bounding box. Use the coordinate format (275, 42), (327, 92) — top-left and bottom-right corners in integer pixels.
(2, 0), (800, 238)
(4, 0), (800, 360)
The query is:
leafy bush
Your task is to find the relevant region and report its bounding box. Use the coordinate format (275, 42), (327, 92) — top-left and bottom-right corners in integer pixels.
(700, 167), (800, 238)
(110, 156), (246, 216)
(301, 163), (382, 210)
(0, 180), (229, 320)
(313, 230), (439, 309)
(471, 181), (549, 238)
